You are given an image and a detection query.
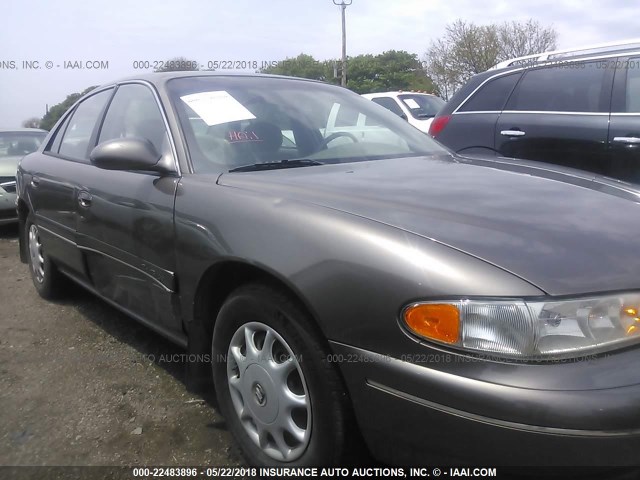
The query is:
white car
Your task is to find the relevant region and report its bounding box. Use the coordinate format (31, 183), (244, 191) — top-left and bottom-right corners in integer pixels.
(0, 128), (47, 224)
(362, 91), (445, 133)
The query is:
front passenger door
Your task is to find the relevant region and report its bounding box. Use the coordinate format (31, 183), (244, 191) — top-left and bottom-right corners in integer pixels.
(74, 83), (182, 337)
(608, 56), (640, 184)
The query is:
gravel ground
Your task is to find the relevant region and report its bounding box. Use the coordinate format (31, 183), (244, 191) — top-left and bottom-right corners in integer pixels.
(0, 223), (242, 469)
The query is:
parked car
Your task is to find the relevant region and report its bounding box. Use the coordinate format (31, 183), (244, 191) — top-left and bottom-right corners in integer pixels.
(430, 39), (640, 185)
(362, 91), (444, 133)
(17, 72), (640, 466)
(0, 128), (47, 224)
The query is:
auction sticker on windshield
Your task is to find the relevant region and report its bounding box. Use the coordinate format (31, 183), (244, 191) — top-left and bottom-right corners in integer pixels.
(180, 91), (256, 126)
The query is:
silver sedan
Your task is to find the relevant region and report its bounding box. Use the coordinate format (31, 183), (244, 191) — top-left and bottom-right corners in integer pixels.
(0, 128), (47, 224)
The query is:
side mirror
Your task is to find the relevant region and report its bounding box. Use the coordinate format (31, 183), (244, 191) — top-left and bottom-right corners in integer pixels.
(399, 112), (408, 121)
(90, 137), (163, 172)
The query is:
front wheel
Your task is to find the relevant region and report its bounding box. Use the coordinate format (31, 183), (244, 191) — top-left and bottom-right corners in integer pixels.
(212, 284), (352, 465)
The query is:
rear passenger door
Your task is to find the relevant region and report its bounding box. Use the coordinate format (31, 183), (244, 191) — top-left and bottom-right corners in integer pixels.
(608, 56), (640, 184)
(30, 88), (114, 278)
(442, 72), (521, 156)
(495, 60), (614, 175)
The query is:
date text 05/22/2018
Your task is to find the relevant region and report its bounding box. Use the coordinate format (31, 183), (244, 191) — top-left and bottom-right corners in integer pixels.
(131, 60), (302, 70)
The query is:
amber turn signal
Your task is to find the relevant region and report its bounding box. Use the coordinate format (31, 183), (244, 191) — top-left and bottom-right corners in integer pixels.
(404, 303), (460, 344)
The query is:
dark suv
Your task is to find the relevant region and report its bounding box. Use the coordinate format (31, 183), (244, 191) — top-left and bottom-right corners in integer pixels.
(430, 39), (640, 184)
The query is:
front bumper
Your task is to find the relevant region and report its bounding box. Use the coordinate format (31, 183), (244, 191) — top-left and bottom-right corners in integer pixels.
(331, 341), (640, 466)
(0, 189), (18, 225)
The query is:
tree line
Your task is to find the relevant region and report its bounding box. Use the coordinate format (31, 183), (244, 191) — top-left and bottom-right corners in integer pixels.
(425, 19), (556, 99)
(27, 19), (556, 129)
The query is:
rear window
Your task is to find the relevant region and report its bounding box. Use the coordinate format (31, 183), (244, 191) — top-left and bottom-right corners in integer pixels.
(505, 61), (608, 113)
(458, 73), (521, 112)
(0, 131), (47, 158)
(398, 94), (445, 119)
(58, 89), (113, 161)
(625, 57), (640, 112)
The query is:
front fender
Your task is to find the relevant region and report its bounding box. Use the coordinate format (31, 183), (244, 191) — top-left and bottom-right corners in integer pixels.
(174, 177), (543, 357)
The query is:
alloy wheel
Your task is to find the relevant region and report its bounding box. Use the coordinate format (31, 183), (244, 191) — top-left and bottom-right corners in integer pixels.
(28, 224), (45, 283)
(226, 321), (312, 462)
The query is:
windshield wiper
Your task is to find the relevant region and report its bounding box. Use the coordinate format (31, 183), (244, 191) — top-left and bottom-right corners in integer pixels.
(228, 159), (323, 173)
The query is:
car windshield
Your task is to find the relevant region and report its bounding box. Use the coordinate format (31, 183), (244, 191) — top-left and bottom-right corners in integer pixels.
(399, 94), (445, 119)
(168, 76), (447, 173)
(0, 131), (46, 158)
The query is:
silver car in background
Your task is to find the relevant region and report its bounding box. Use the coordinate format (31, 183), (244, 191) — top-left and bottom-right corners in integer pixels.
(0, 128), (47, 224)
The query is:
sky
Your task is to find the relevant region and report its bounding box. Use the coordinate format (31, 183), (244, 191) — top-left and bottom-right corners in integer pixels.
(1, 0), (638, 128)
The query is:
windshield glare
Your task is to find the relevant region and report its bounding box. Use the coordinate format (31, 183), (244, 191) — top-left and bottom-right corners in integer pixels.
(0, 132), (46, 158)
(168, 76), (447, 173)
(399, 94), (445, 119)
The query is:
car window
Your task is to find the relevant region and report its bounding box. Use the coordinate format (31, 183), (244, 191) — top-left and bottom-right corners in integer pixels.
(0, 131), (46, 158)
(371, 97), (405, 117)
(99, 84), (171, 158)
(58, 89), (112, 161)
(625, 58), (640, 112)
(458, 73), (521, 112)
(398, 94), (445, 119)
(505, 61), (607, 113)
(364, 114), (382, 127)
(48, 114), (72, 154)
(181, 91), (303, 168)
(333, 103), (360, 127)
(168, 76), (445, 173)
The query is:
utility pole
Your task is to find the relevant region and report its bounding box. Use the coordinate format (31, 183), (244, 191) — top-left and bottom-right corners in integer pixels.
(333, 0), (352, 87)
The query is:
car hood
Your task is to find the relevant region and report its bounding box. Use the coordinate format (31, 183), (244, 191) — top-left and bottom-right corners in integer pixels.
(0, 155), (22, 177)
(218, 155), (640, 296)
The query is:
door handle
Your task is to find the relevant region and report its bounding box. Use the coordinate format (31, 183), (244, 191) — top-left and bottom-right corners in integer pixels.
(500, 130), (526, 137)
(78, 191), (93, 208)
(31, 176), (40, 188)
(613, 136), (640, 144)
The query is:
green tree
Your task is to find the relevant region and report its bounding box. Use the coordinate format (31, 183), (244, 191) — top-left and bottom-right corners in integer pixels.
(424, 38), (457, 100)
(260, 54), (332, 81)
(154, 56), (200, 72)
(498, 20), (559, 61)
(261, 50), (435, 94)
(424, 19), (557, 99)
(347, 50), (435, 94)
(39, 86), (97, 131)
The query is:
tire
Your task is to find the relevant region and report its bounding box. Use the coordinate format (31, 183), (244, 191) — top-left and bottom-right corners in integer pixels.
(212, 283), (352, 466)
(26, 216), (65, 299)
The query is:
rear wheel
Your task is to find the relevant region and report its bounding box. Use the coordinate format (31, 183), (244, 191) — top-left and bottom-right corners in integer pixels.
(212, 283), (352, 465)
(26, 217), (65, 299)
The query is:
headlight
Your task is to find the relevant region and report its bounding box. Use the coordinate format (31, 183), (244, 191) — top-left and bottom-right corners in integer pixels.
(402, 293), (640, 360)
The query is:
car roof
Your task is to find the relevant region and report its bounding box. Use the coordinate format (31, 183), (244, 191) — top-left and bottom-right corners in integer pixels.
(493, 38), (640, 70)
(442, 43), (640, 114)
(0, 128), (48, 134)
(97, 71), (330, 90)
